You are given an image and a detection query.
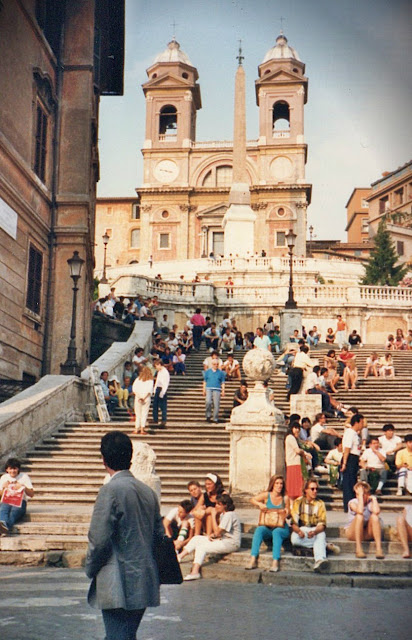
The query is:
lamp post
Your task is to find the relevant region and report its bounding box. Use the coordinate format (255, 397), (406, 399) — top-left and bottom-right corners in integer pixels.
(285, 228), (297, 309)
(100, 232), (110, 284)
(60, 250), (85, 376)
(308, 224), (314, 258)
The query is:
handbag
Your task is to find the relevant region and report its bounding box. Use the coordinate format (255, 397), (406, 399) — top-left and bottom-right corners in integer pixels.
(258, 509), (286, 529)
(154, 535), (183, 584)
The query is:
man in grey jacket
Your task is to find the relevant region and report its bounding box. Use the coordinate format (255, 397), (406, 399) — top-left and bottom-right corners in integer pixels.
(85, 431), (164, 640)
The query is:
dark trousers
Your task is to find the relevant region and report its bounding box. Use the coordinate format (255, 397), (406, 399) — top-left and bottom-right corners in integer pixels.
(102, 608), (145, 640)
(287, 367), (303, 397)
(152, 388), (167, 423)
(342, 453), (359, 512)
(192, 325), (203, 350)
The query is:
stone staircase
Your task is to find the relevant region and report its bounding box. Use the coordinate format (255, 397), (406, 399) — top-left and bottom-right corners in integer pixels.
(1, 343), (411, 579)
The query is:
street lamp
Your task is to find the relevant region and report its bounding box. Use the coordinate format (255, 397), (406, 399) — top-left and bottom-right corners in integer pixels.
(285, 228), (297, 309)
(308, 224), (314, 258)
(100, 232), (110, 283)
(60, 250), (85, 376)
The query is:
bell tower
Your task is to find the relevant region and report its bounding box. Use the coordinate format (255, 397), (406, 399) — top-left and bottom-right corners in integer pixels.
(142, 39), (201, 152)
(255, 33), (310, 256)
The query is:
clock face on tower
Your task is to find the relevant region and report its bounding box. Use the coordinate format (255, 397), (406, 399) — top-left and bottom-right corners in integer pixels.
(154, 159), (179, 183)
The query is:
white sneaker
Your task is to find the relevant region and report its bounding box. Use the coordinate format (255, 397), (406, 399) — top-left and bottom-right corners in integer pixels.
(396, 488), (403, 496)
(315, 466), (328, 474)
(314, 558), (329, 572)
(183, 573), (201, 581)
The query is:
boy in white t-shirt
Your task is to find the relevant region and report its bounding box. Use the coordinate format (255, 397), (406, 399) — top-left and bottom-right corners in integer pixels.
(0, 458), (34, 534)
(163, 500), (194, 552)
(359, 436), (387, 494)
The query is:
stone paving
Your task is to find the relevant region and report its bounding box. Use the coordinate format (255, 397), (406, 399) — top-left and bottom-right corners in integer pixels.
(0, 567), (410, 640)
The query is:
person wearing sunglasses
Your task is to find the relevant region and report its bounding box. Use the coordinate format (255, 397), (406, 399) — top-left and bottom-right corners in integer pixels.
(290, 479), (340, 571)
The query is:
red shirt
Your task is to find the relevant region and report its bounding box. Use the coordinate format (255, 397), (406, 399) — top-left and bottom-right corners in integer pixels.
(191, 313), (206, 326)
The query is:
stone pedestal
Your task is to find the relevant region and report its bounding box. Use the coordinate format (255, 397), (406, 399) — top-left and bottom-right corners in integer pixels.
(226, 349), (287, 494)
(290, 394), (322, 422)
(130, 441), (161, 504)
(279, 308), (303, 348)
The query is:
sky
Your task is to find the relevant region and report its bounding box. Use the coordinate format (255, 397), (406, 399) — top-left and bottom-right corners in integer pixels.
(97, 0), (412, 240)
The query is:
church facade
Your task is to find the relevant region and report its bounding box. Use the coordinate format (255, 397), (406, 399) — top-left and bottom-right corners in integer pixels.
(96, 33), (312, 268)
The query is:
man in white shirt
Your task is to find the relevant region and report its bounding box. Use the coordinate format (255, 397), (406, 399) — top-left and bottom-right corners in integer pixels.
(378, 424), (403, 469)
(311, 412), (340, 450)
(219, 327), (236, 353)
(253, 327), (271, 351)
(222, 354), (241, 380)
(359, 436), (387, 494)
(203, 351), (223, 370)
(341, 413), (364, 511)
(152, 361), (170, 428)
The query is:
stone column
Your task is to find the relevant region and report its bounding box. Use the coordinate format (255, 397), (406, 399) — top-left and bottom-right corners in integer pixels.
(226, 349), (287, 495)
(279, 308), (303, 349)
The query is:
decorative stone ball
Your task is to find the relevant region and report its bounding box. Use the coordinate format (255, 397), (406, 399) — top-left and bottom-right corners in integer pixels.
(242, 348), (275, 381)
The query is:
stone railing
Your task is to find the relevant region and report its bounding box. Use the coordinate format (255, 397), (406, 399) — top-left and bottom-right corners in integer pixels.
(0, 375), (89, 465)
(104, 273), (412, 309)
(190, 139), (259, 149)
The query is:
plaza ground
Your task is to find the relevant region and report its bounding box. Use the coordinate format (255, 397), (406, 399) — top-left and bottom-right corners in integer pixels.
(0, 567), (410, 640)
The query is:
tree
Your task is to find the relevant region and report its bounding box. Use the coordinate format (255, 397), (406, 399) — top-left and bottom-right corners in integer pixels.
(361, 219), (408, 286)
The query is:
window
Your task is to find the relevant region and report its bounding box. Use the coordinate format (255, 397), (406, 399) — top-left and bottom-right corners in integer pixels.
(397, 241), (404, 256)
(26, 244), (43, 315)
(361, 218), (369, 233)
(35, 1), (63, 55)
(34, 102), (48, 182)
(161, 210), (170, 219)
(159, 233), (170, 249)
(202, 165), (233, 187)
(212, 232), (224, 255)
(132, 204), (140, 220)
(379, 196), (389, 214)
(159, 105), (177, 138)
(277, 207), (285, 217)
(216, 166), (233, 187)
(107, 207), (112, 215)
(130, 229), (140, 249)
(361, 198), (369, 208)
(276, 231), (286, 247)
(394, 188), (404, 206)
(272, 101), (290, 135)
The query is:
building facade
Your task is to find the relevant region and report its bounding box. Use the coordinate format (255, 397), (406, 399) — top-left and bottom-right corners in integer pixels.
(0, 0), (124, 381)
(345, 187), (371, 243)
(367, 161), (412, 265)
(96, 33), (312, 269)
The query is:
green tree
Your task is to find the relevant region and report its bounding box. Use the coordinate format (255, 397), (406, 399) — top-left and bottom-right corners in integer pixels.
(362, 219), (407, 286)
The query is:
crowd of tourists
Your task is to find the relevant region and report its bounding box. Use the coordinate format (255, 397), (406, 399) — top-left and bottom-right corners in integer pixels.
(93, 305), (412, 575)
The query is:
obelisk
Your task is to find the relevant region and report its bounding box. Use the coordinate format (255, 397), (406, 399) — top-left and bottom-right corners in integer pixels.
(222, 44), (256, 256)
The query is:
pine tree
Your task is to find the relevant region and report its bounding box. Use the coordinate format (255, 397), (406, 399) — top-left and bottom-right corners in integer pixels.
(362, 219), (408, 286)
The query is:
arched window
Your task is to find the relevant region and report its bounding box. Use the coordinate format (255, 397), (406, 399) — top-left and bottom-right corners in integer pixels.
(272, 101), (290, 133)
(216, 166), (233, 187)
(202, 165), (233, 187)
(159, 105), (177, 137)
(202, 170), (213, 187)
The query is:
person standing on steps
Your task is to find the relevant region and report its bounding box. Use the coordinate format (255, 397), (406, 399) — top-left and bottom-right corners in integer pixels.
(190, 307), (206, 351)
(341, 413), (364, 512)
(85, 431), (164, 640)
(203, 358), (226, 423)
(152, 360), (170, 428)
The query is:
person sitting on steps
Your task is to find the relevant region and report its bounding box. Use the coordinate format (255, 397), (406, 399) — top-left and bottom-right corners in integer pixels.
(344, 481), (385, 559)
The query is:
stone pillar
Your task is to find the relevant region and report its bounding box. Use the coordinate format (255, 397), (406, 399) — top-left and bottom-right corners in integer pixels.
(226, 349), (287, 495)
(222, 60), (256, 256)
(279, 308), (303, 348)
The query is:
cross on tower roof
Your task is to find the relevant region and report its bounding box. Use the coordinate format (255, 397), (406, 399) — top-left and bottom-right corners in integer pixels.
(171, 19), (178, 40)
(280, 16), (285, 34)
(237, 40), (244, 66)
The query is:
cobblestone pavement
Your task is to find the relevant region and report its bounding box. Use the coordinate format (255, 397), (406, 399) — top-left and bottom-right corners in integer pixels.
(0, 567), (410, 640)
